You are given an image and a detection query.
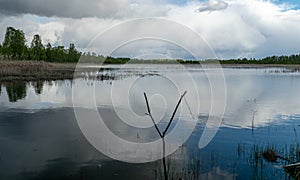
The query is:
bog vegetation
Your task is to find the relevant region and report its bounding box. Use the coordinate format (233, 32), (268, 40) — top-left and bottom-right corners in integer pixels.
(1, 26), (300, 64)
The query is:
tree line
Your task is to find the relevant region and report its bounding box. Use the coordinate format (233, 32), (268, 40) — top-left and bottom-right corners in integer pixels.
(1, 26), (300, 64)
(219, 55), (300, 64)
(0, 26), (81, 62)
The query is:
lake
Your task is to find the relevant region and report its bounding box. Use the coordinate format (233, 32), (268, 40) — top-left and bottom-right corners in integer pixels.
(1, 65), (300, 179)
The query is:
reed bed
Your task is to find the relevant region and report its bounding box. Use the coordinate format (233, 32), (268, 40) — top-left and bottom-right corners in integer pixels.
(0, 60), (77, 82)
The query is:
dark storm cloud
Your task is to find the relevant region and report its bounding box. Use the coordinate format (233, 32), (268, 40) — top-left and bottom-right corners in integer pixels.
(195, 0), (228, 13)
(0, 0), (162, 18)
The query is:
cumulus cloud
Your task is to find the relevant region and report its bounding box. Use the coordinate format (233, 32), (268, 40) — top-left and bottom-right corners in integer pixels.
(0, 0), (300, 59)
(195, 0), (228, 13)
(168, 0), (300, 58)
(0, 15), (64, 46)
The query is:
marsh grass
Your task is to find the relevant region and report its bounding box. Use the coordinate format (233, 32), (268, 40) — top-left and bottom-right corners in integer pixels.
(247, 143), (300, 179)
(0, 60), (77, 82)
(0, 60), (152, 82)
(154, 147), (202, 180)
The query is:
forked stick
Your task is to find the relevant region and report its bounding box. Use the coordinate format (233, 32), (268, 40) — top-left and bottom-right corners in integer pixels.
(162, 91), (187, 136)
(144, 91), (187, 180)
(143, 91), (187, 138)
(144, 93), (163, 138)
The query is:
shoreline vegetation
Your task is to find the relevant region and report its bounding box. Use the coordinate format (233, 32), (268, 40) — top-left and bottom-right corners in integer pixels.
(0, 61), (77, 82)
(1, 60), (300, 82)
(1, 26), (300, 81)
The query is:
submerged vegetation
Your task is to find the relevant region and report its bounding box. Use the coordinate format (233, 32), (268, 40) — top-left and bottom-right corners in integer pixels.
(251, 144), (300, 179)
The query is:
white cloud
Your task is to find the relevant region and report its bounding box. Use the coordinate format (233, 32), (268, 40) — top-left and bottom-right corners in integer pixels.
(167, 0), (300, 58)
(0, 0), (300, 59)
(0, 15), (64, 46)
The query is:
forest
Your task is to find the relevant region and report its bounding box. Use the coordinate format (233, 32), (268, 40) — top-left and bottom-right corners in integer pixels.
(0, 27), (83, 62)
(1, 26), (300, 64)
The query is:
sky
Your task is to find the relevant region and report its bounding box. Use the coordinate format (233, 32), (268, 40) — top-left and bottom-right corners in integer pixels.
(0, 0), (300, 59)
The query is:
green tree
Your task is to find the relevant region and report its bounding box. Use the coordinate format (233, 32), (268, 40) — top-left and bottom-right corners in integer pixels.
(2, 27), (15, 59)
(31, 34), (45, 60)
(52, 46), (65, 62)
(22, 46), (32, 60)
(2, 27), (26, 59)
(68, 43), (80, 62)
(45, 42), (52, 62)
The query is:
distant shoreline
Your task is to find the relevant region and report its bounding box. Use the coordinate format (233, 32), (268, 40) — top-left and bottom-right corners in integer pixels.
(1, 60), (299, 82)
(220, 63), (300, 69)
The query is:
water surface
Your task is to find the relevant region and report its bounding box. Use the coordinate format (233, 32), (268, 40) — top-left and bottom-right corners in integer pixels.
(1, 65), (300, 179)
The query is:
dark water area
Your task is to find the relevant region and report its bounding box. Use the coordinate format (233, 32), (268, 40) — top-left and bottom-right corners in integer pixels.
(1, 65), (300, 179)
(0, 108), (157, 180)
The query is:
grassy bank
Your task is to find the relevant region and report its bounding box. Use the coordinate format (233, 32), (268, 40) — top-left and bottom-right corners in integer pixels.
(1, 60), (300, 82)
(0, 60), (77, 82)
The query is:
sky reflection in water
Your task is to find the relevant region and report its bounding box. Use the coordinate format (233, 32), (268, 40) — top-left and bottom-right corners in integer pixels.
(1, 66), (300, 179)
(1, 66), (300, 129)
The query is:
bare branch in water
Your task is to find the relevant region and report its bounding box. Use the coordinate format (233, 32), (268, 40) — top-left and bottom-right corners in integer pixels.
(144, 92), (163, 138)
(144, 91), (187, 180)
(162, 91), (187, 136)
